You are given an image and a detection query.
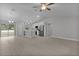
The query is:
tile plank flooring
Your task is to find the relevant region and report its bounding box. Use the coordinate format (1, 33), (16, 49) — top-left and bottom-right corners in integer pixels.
(0, 36), (79, 56)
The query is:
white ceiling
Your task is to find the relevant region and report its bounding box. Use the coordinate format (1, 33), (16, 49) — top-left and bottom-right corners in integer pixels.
(0, 3), (79, 24)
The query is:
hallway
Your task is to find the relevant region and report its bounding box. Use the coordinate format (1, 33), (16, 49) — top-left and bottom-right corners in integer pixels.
(0, 36), (79, 56)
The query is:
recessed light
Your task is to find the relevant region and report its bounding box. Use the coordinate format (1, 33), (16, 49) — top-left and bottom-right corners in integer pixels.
(36, 15), (40, 18)
(8, 20), (14, 23)
(12, 21), (14, 23)
(8, 21), (11, 23)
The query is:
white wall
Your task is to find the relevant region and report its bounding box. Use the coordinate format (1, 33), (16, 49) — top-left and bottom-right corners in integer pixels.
(44, 17), (78, 40)
(15, 21), (24, 37)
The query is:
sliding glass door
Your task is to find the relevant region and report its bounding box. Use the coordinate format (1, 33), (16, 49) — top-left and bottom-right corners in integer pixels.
(0, 24), (15, 37)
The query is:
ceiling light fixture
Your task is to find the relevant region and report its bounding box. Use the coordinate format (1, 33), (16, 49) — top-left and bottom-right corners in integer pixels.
(33, 3), (55, 12)
(41, 4), (47, 11)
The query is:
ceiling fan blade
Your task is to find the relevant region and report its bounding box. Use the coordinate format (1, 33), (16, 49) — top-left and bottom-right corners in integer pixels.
(47, 8), (51, 10)
(48, 3), (55, 6)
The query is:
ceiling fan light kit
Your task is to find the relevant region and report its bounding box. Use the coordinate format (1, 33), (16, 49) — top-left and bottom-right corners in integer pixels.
(33, 3), (55, 12)
(41, 4), (47, 10)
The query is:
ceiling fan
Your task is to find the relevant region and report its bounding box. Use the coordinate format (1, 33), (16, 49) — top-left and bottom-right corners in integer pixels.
(33, 3), (55, 12)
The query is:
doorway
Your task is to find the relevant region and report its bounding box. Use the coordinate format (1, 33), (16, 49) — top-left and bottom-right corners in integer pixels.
(35, 25), (44, 37)
(0, 24), (15, 37)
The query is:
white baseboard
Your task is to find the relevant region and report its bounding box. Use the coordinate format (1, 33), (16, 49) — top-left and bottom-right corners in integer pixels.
(51, 35), (79, 41)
